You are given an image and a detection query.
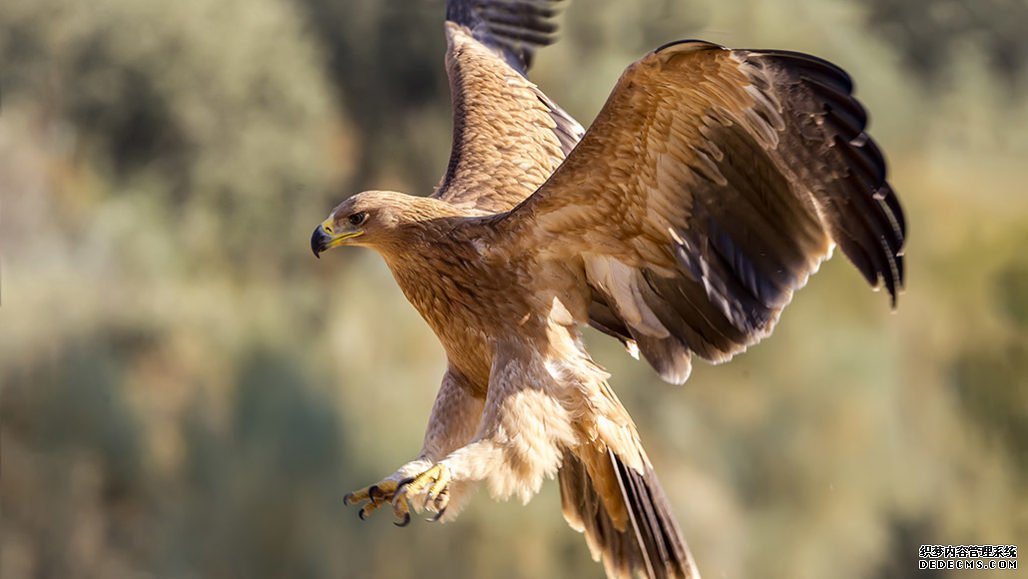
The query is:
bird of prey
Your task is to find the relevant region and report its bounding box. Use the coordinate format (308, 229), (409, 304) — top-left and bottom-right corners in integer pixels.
(311, 1), (906, 578)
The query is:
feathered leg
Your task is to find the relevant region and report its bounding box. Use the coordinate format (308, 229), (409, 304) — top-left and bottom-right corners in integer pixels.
(385, 341), (582, 522)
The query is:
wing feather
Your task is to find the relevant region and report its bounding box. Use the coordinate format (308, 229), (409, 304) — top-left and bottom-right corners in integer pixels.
(499, 40), (906, 382)
(433, 4), (584, 212)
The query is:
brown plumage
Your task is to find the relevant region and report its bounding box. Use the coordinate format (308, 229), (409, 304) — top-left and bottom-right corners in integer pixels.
(312, 3), (905, 579)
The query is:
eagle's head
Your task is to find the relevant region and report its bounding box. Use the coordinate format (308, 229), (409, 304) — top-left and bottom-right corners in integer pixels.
(311, 190), (461, 257)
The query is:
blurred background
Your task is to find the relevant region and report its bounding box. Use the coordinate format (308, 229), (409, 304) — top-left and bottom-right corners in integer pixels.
(2, 0), (1026, 577)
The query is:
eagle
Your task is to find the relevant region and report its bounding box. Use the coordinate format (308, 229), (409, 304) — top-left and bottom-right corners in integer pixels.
(310, 1), (906, 578)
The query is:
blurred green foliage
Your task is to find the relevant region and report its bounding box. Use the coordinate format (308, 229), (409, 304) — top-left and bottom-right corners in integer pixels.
(2, 1), (1026, 578)
(861, 0), (1028, 90)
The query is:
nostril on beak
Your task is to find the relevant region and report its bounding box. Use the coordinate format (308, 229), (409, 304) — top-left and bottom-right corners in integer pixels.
(323, 223), (333, 235)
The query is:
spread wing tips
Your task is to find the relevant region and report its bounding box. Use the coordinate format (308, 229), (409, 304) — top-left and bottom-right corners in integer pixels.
(446, 0), (567, 73)
(827, 107), (906, 305)
(754, 47), (906, 306)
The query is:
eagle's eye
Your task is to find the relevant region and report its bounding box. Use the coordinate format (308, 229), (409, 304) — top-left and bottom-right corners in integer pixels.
(348, 212), (368, 227)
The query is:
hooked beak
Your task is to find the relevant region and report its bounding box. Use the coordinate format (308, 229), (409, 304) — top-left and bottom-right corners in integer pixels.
(311, 224), (331, 258)
(311, 220), (363, 258)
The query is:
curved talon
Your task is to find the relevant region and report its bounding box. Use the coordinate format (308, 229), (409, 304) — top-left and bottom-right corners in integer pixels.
(358, 495), (387, 520)
(433, 488), (450, 512)
(367, 485), (384, 503)
(429, 507), (447, 522)
(344, 480), (398, 522)
(392, 494), (412, 527)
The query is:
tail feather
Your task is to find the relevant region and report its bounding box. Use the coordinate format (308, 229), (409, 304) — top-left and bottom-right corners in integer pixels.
(559, 450), (699, 579)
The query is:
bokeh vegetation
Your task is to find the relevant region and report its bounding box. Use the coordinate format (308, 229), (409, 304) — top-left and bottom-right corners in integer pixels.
(2, 0), (1026, 577)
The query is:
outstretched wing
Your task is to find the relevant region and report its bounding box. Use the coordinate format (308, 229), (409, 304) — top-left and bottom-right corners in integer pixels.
(433, 1), (584, 213)
(501, 40), (906, 383)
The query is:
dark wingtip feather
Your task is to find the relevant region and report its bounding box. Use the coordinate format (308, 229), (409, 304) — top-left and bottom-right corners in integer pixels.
(874, 182), (907, 242)
(446, 0), (567, 74)
(761, 48), (906, 307)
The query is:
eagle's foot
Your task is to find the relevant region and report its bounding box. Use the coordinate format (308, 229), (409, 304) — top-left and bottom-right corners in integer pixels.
(342, 463), (450, 526)
(343, 480), (404, 523)
(394, 462), (451, 522)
